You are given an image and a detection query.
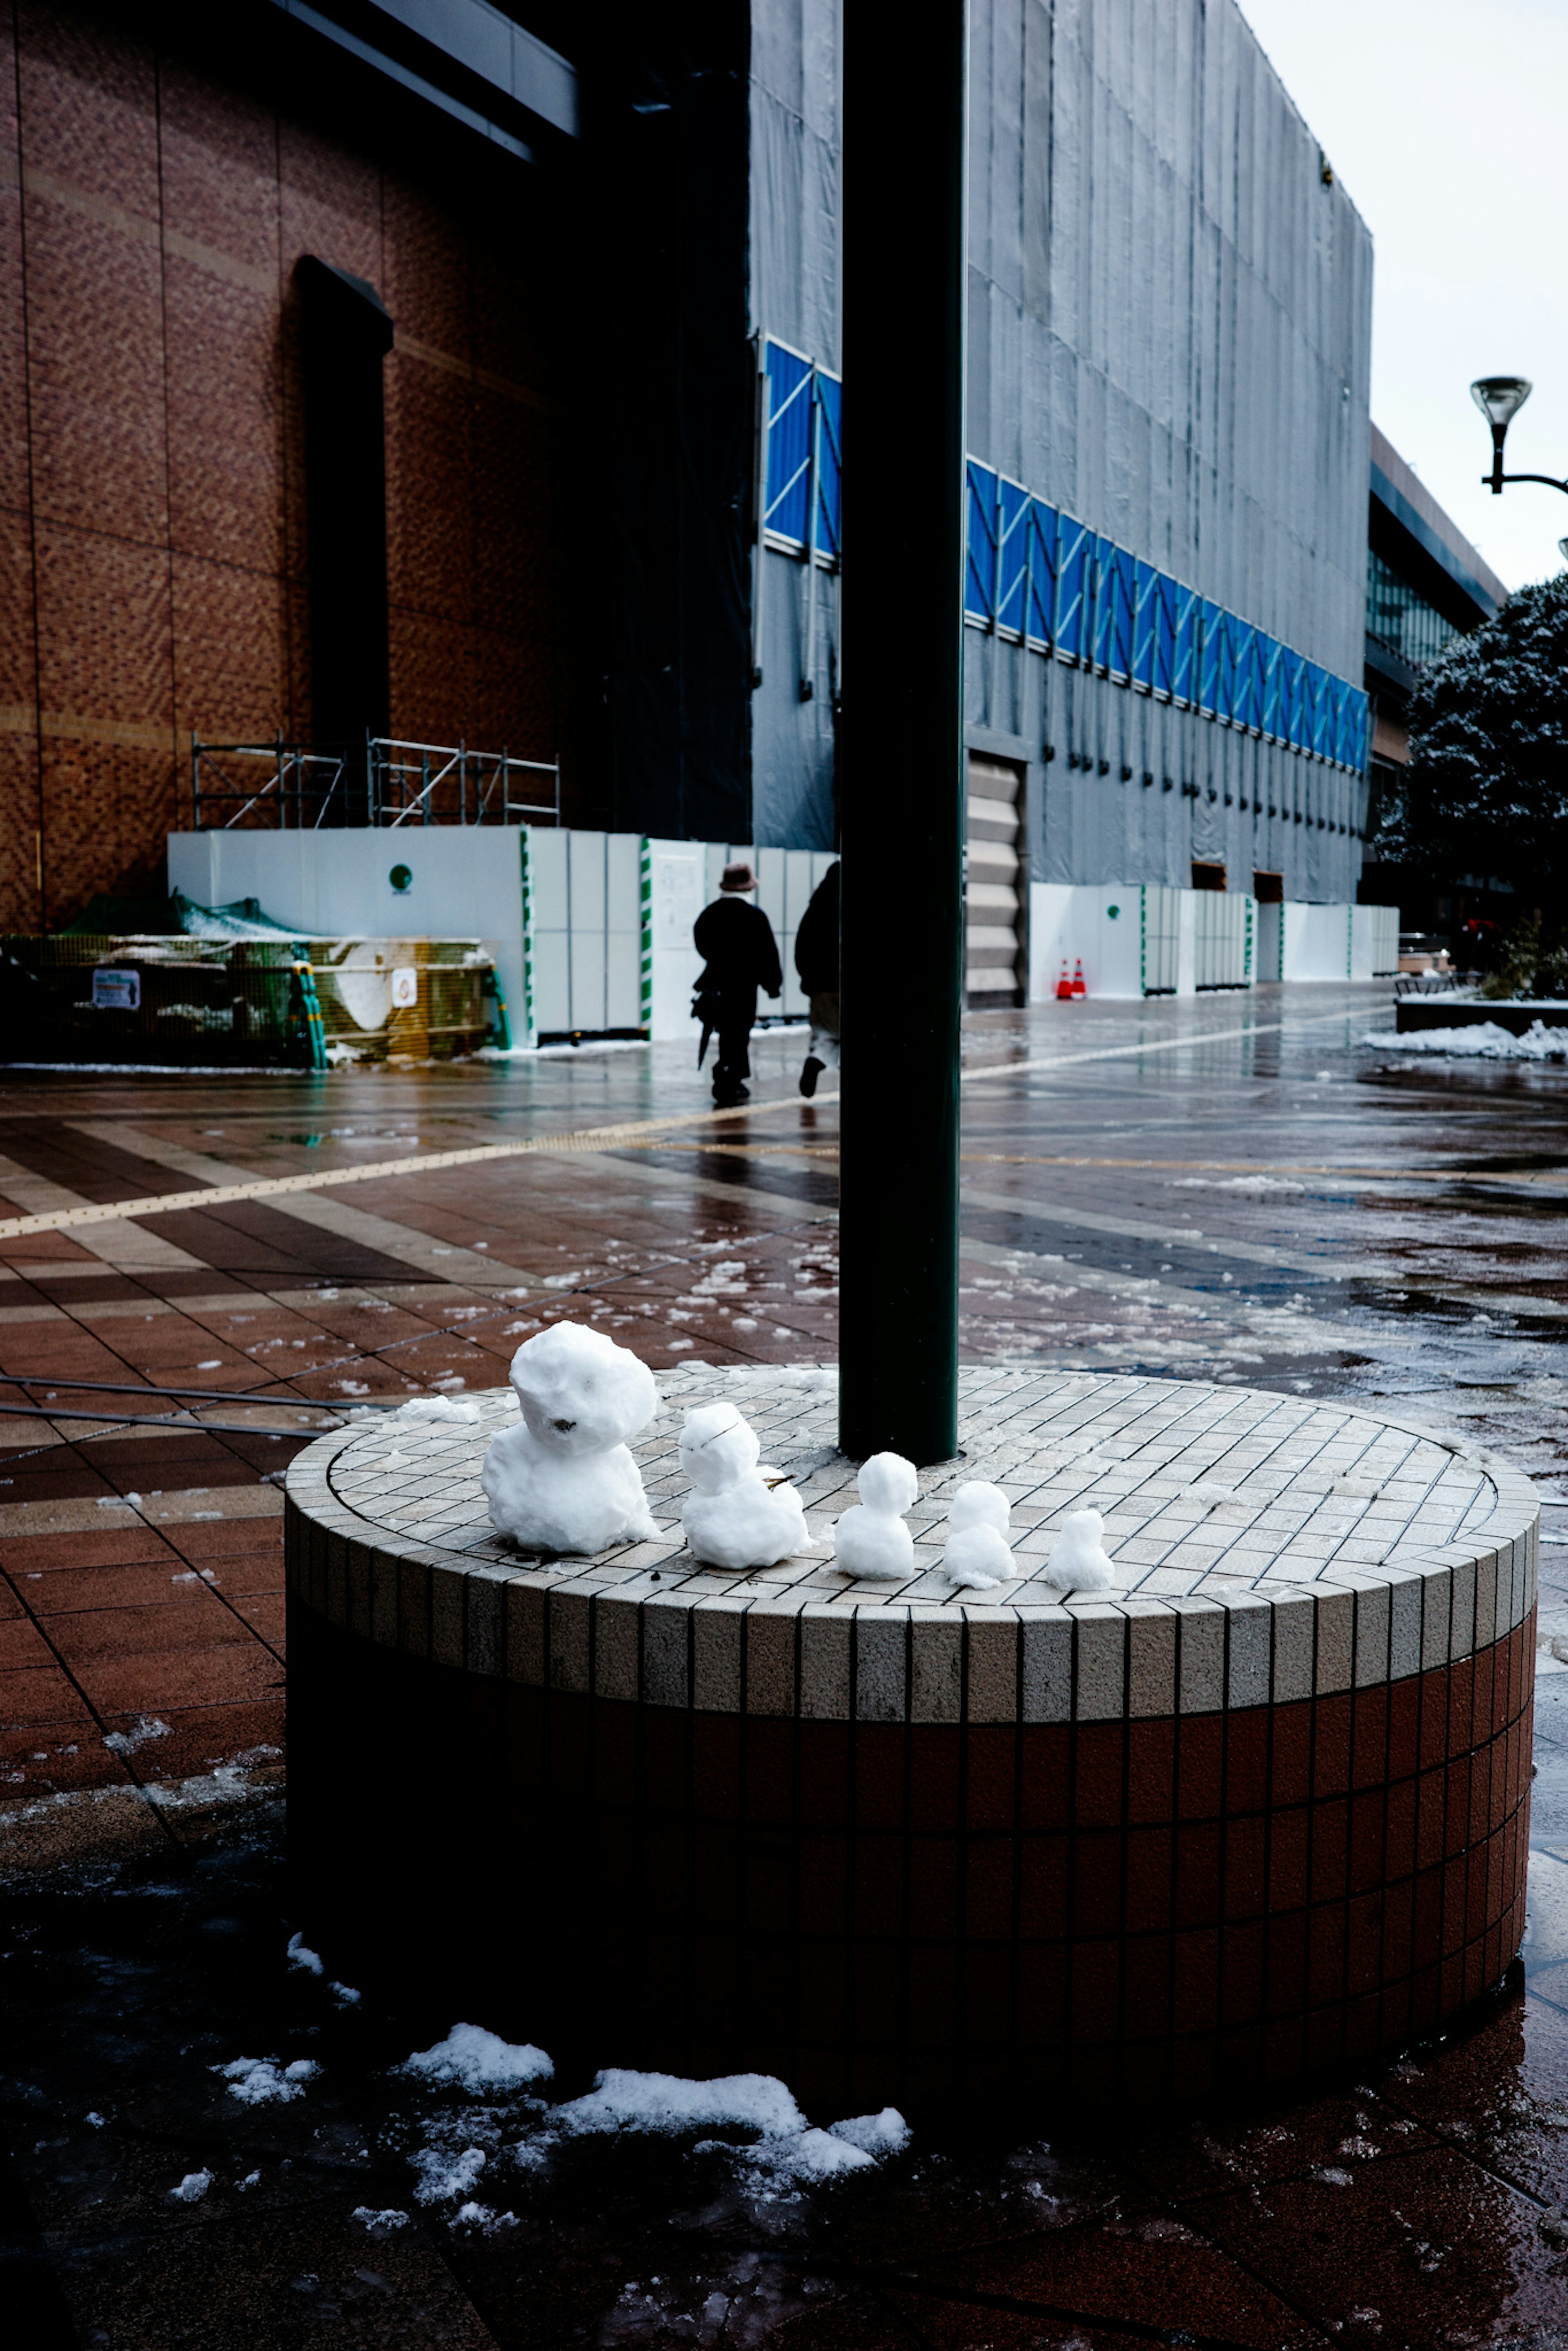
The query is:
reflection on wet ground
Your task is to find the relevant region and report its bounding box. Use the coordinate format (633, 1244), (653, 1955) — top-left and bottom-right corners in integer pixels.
(2, 984), (1568, 2346)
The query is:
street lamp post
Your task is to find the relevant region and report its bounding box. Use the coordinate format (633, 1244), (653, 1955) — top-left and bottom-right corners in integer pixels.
(1471, 376), (1568, 496)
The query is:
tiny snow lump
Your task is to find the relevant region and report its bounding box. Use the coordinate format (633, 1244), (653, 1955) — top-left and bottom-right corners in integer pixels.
(1045, 1506), (1116, 1594)
(679, 1402), (809, 1569)
(832, 1453), (918, 1581)
(481, 1322), (657, 1555)
(942, 1481), (1015, 1589)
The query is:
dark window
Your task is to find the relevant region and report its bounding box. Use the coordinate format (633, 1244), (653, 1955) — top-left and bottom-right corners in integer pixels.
(1366, 547), (1463, 669)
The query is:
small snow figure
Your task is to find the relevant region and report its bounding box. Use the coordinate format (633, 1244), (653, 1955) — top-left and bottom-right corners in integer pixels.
(481, 1322), (658, 1556)
(679, 1402), (809, 1569)
(942, 1480), (1014, 1590)
(1045, 1506), (1115, 1594)
(833, 1452), (918, 1581)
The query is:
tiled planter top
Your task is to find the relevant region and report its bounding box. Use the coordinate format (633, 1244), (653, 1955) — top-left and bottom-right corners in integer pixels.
(285, 1366), (1539, 1724)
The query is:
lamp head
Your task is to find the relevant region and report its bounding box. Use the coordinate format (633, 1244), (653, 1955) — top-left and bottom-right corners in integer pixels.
(1471, 376), (1532, 431)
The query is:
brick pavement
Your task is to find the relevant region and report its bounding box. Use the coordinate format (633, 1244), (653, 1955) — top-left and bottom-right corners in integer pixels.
(3, 997), (1568, 2342)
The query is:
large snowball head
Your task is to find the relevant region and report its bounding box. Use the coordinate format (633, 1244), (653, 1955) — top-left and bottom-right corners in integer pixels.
(858, 1451), (918, 1515)
(949, 1481), (1010, 1535)
(508, 1322), (657, 1459)
(680, 1401), (760, 1494)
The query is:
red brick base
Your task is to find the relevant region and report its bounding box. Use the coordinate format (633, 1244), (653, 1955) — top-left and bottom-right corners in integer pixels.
(287, 1600), (1533, 2109)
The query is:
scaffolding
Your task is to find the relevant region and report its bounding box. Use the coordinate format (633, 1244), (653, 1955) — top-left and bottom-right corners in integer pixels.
(189, 735), (560, 831)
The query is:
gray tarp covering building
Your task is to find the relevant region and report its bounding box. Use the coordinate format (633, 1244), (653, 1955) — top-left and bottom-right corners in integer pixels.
(746, 0), (1374, 907)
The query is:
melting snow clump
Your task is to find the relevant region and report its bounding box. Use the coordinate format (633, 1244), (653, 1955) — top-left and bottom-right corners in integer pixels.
(352, 2207), (410, 2235)
(214, 2056), (320, 2105)
(833, 1453), (918, 1581)
(1045, 1508), (1116, 1594)
(394, 2022), (554, 2093)
(396, 1394), (481, 1424)
(731, 2128), (875, 2188)
(1360, 1019), (1568, 1062)
(555, 2070), (807, 2139)
(451, 2201), (519, 2235)
(829, 2108), (912, 2157)
(103, 1716), (171, 1756)
(412, 2145), (487, 2204)
(548, 2068), (911, 2198)
(169, 2169), (213, 2202)
(679, 1402), (810, 1569)
(285, 1932), (323, 1975)
(481, 1322), (658, 1555)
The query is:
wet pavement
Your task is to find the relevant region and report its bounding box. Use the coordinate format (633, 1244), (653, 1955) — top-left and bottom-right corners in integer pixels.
(3, 981), (1568, 2346)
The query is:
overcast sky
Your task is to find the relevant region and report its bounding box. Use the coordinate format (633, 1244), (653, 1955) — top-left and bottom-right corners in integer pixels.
(1237, 0), (1568, 594)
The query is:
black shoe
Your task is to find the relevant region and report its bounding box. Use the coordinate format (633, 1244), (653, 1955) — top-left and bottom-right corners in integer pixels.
(799, 1056), (824, 1099)
(713, 1085), (748, 1107)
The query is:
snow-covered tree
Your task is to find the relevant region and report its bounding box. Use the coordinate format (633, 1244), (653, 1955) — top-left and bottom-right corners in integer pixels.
(1377, 573), (1568, 897)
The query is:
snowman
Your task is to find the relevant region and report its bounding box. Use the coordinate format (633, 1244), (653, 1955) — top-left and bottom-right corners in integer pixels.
(481, 1321), (659, 1556)
(1044, 1506), (1116, 1594)
(832, 1452), (919, 1581)
(942, 1480), (1016, 1590)
(679, 1402), (810, 1570)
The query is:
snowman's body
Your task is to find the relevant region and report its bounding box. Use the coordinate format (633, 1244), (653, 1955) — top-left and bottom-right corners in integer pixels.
(833, 1452), (919, 1581)
(1045, 1506), (1115, 1593)
(679, 1402), (808, 1569)
(942, 1481), (1015, 1589)
(481, 1322), (659, 1556)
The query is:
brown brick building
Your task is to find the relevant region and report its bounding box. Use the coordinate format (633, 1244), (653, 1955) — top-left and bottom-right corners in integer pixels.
(1, 1), (581, 929)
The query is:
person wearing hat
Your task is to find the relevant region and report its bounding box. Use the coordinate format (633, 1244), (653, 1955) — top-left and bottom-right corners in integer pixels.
(692, 862), (782, 1106)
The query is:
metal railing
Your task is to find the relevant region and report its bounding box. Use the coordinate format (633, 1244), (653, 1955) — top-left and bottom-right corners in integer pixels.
(368, 739), (558, 827)
(189, 735), (559, 830)
(189, 738), (349, 829)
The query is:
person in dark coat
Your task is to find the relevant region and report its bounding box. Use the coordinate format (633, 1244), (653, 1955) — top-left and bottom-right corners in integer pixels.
(693, 861), (782, 1106)
(793, 859), (839, 1097)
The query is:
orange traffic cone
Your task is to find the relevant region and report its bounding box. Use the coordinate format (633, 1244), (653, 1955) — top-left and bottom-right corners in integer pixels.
(1055, 960), (1074, 1001)
(1071, 959), (1087, 998)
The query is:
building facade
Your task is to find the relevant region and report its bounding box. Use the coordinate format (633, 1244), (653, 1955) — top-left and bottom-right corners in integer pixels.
(8, 0), (1400, 977)
(1, 0), (582, 931)
(1360, 423), (1506, 935)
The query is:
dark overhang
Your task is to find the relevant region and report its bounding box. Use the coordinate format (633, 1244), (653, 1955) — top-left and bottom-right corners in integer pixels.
(267, 0), (576, 158)
(1363, 634), (1419, 697)
(1370, 461), (1498, 627)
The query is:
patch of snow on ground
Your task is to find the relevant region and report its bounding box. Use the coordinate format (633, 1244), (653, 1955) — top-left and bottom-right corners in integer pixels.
(726, 2128), (875, 2191)
(214, 2056), (319, 2105)
(1171, 1174), (1306, 1194)
(411, 2145), (487, 2204)
(556, 2069), (807, 2139)
(451, 2200), (519, 2235)
(351, 2207), (410, 2235)
(169, 2169), (212, 2202)
(829, 2108), (912, 2157)
(103, 1716), (170, 1756)
(395, 2022), (553, 2093)
(285, 1932), (323, 1975)
(1360, 1020), (1568, 1061)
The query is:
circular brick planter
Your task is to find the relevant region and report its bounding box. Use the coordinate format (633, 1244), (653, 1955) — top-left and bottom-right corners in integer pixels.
(286, 1368), (1537, 2108)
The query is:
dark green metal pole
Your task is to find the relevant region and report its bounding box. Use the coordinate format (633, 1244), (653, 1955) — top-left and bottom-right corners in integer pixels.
(838, 1), (969, 1465)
